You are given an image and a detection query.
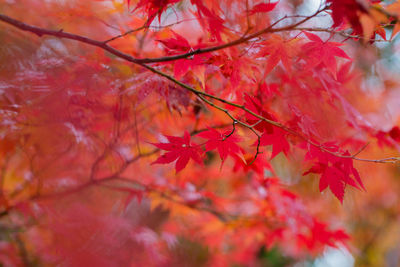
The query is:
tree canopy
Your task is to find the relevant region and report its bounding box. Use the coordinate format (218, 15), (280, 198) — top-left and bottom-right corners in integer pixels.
(0, 0), (400, 266)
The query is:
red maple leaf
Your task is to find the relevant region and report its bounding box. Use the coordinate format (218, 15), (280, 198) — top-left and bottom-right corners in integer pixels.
(157, 32), (212, 78)
(243, 93), (277, 133)
(249, 2), (278, 15)
(304, 144), (365, 203)
(259, 126), (290, 159)
(327, 0), (369, 34)
(233, 153), (273, 175)
(258, 34), (299, 76)
(336, 61), (357, 84)
(133, 0), (181, 25)
(197, 127), (241, 163)
(302, 32), (350, 77)
(375, 126), (400, 149)
(157, 31), (191, 52)
(298, 219), (350, 250)
(259, 82), (281, 100)
(287, 104), (320, 139)
(389, 126), (400, 142)
(152, 131), (203, 172)
(190, 0), (225, 41)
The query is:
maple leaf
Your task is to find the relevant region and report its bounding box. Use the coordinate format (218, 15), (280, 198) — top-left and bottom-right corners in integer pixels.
(209, 50), (254, 89)
(190, 0), (225, 41)
(303, 144), (365, 203)
(298, 219), (350, 250)
(336, 61), (357, 84)
(197, 127), (241, 163)
(157, 31), (191, 52)
(389, 126), (400, 142)
(259, 82), (281, 100)
(374, 25), (387, 41)
(133, 0), (181, 25)
(132, 73), (191, 111)
(327, 0), (369, 34)
(288, 104), (320, 139)
(375, 126), (400, 148)
(243, 93), (277, 133)
(249, 2), (278, 15)
(387, 2), (400, 39)
(302, 32), (351, 77)
(156, 32), (212, 79)
(233, 153), (273, 175)
(152, 131), (203, 172)
(258, 34), (299, 76)
(259, 126), (290, 159)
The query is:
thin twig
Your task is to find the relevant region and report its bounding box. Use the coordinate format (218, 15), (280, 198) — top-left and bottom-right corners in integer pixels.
(248, 128), (261, 165)
(223, 121), (236, 140)
(104, 25), (146, 43)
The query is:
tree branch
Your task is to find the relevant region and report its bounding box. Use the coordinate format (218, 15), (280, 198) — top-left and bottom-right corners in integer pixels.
(0, 8), (324, 64)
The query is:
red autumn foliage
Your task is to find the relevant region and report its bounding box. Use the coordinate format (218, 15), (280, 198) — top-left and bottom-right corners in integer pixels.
(152, 131), (204, 172)
(0, 0), (399, 266)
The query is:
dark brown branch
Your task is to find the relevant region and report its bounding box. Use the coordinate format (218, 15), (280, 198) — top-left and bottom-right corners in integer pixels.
(0, 14), (151, 64)
(0, 8), (323, 64)
(248, 128), (261, 165)
(222, 121), (236, 140)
